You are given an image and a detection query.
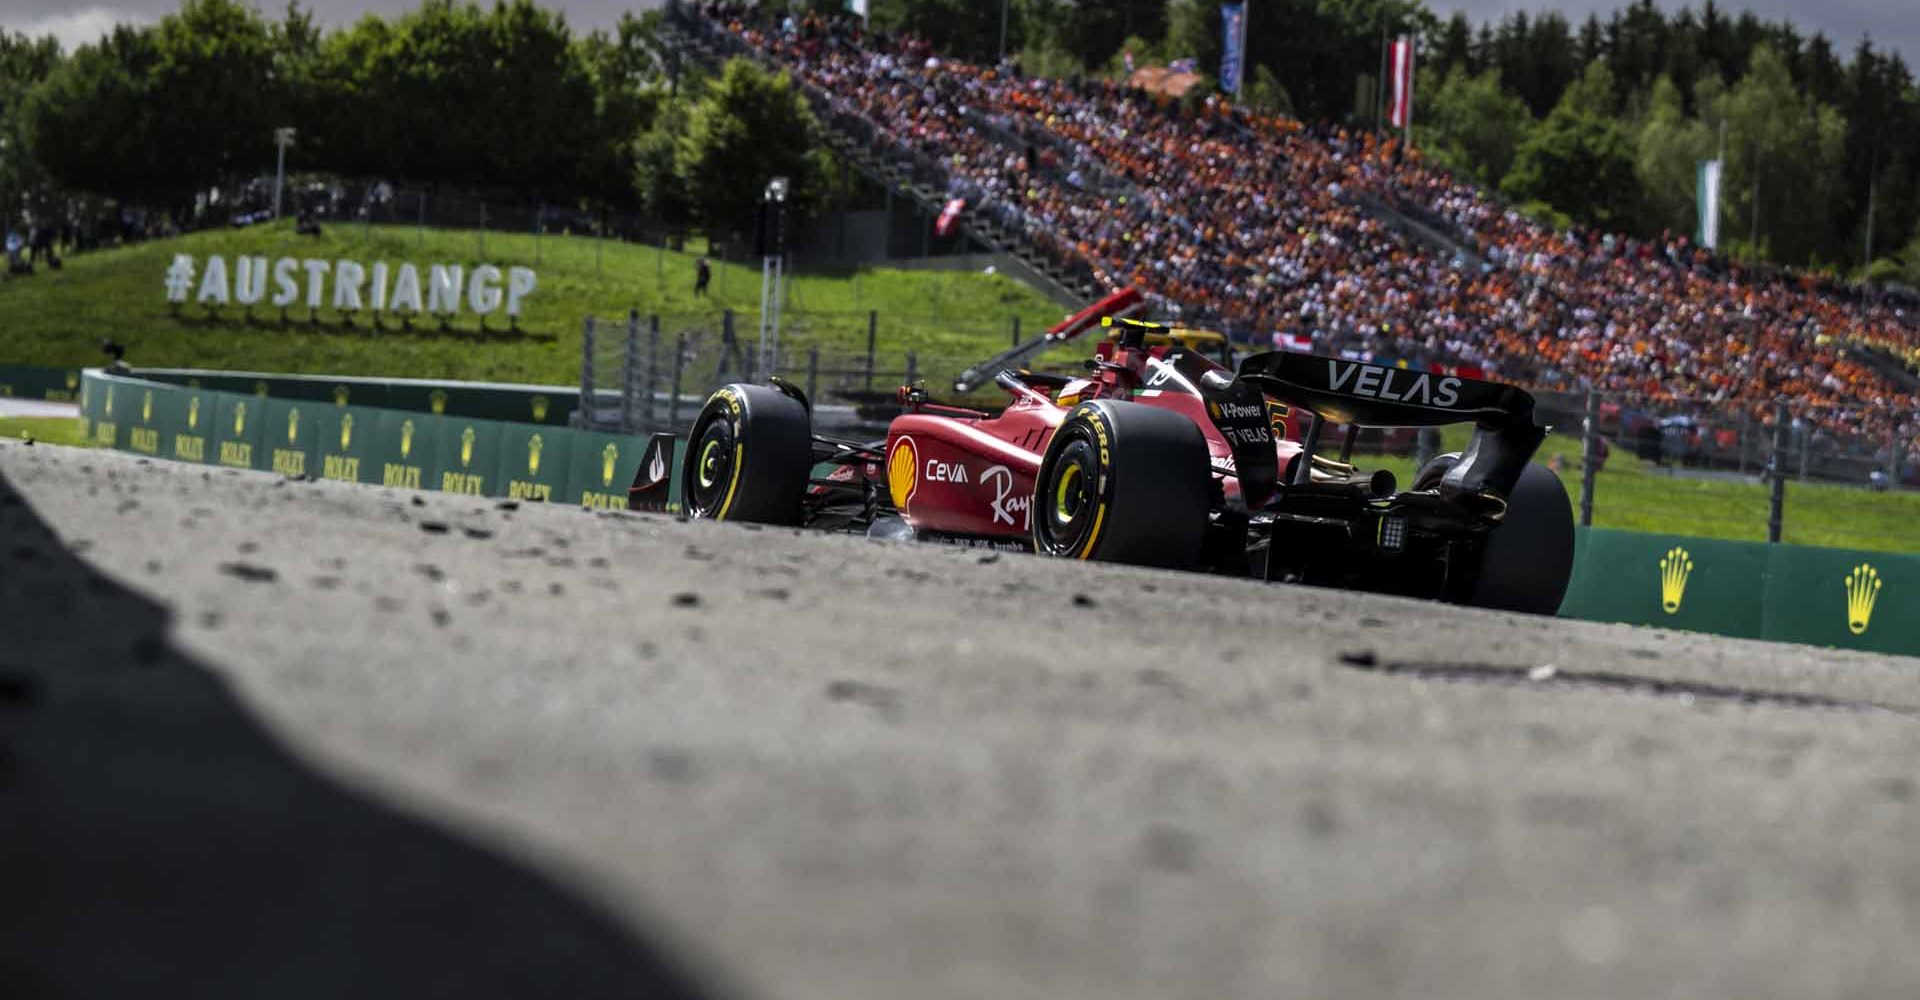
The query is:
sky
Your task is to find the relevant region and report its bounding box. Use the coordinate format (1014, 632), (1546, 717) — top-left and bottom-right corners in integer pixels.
(1, 1), (1913, 68)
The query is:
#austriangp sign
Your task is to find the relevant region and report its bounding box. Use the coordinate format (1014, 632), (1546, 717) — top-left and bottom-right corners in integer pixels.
(164, 254), (538, 320)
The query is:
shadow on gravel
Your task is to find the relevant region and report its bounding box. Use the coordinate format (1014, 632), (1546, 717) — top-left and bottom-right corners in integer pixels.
(0, 463), (718, 999)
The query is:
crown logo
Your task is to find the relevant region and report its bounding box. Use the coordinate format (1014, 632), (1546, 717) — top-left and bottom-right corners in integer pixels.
(602, 443), (618, 486)
(1845, 564), (1883, 636)
(340, 413), (354, 450)
(531, 395), (550, 422)
(105, 386), (114, 416)
(65, 371), (78, 390)
(528, 433), (543, 476)
(188, 396), (200, 429)
(461, 426), (476, 467)
(233, 401), (247, 435)
(142, 390), (153, 423)
(1659, 546), (1693, 614)
(333, 385), (350, 407)
(400, 419), (415, 459)
(430, 389), (448, 415)
(287, 408), (299, 443)
(254, 380), (269, 398)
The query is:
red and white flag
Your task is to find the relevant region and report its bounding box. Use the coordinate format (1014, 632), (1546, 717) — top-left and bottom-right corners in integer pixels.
(935, 197), (965, 237)
(1388, 36), (1415, 129)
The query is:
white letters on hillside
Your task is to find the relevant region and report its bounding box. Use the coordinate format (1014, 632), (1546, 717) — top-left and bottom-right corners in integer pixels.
(166, 254), (539, 320)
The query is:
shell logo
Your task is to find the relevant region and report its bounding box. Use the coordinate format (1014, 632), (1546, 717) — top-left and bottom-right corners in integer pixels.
(887, 436), (918, 511)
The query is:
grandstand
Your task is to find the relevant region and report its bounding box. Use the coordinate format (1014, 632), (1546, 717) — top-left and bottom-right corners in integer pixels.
(673, 1), (1917, 476)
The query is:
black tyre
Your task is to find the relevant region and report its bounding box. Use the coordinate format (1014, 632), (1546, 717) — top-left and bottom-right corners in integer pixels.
(1031, 400), (1211, 569)
(680, 383), (811, 525)
(1467, 461), (1575, 614)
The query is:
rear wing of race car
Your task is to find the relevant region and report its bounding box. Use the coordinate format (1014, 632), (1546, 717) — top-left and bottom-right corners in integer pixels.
(1236, 351), (1547, 509)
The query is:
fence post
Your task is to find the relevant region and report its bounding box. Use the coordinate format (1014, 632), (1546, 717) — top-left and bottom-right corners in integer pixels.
(906, 351), (918, 386)
(645, 315), (661, 428)
(1798, 423), (1811, 482)
(1768, 401), (1788, 544)
(621, 310), (640, 434)
(669, 333), (687, 428)
(1579, 390), (1599, 528)
(806, 346), (820, 405)
(1893, 426), (1904, 487)
(579, 316), (597, 430)
(1011, 315), (1021, 347)
(865, 311), (878, 394)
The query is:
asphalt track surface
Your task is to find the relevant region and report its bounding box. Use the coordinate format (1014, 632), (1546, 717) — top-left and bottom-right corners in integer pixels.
(5, 439), (1920, 999)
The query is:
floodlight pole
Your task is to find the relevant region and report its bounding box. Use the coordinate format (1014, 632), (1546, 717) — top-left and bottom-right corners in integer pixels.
(272, 127), (297, 219)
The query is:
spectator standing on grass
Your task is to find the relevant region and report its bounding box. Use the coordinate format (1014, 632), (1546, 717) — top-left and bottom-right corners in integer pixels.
(695, 257), (712, 298)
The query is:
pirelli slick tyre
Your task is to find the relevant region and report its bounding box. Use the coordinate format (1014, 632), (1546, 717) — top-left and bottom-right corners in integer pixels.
(681, 383), (811, 525)
(1031, 400), (1210, 569)
(1465, 461), (1576, 615)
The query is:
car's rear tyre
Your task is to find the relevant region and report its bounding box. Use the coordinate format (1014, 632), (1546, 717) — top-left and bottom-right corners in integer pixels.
(681, 383), (811, 525)
(1466, 461), (1575, 614)
(1031, 400), (1210, 569)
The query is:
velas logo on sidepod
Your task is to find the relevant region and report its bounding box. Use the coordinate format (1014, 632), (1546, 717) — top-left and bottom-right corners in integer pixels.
(1845, 564), (1882, 636)
(1659, 546), (1693, 614)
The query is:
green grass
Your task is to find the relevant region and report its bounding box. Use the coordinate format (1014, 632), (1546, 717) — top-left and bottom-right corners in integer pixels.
(0, 221), (1075, 385)
(1363, 429), (1920, 555)
(0, 416), (94, 448)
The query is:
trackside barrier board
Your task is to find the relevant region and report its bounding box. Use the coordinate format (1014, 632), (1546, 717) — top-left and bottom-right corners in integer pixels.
(81, 370), (659, 511)
(0, 364), (84, 402)
(128, 368), (577, 426)
(1561, 528), (1919, 657)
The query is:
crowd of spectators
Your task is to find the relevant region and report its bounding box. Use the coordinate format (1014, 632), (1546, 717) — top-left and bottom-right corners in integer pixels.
(709, 5), (1918, 460)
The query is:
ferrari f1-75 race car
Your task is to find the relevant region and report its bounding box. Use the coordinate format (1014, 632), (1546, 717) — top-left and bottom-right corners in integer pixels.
(636, 302), (1576, 615)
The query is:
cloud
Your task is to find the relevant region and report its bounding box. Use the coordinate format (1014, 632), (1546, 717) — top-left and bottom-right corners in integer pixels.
(2, 6), (146, 51)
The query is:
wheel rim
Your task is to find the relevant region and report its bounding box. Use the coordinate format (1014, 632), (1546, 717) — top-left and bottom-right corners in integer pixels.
(1038, 435), (1097, 554)
(688, 416), (736, 516)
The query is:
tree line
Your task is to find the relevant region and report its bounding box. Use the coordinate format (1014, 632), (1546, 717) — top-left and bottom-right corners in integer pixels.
(0, 0), (828, 239)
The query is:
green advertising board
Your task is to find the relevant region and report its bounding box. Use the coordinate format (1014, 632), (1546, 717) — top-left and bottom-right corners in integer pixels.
(1561, 529), (1769, 639)
(1762, 547), (1919, 655)
(313, 404), (384, 484)
(368, 410), (444, 493)
(495, 423), (571, 503)
(212, 393), (268, 471)
(565, 431), (646, 510)
(129, 368), (580, 426)
(261, 399), (319, 479)
(432, 417), (502, 497)
(0, 364), (83, 402)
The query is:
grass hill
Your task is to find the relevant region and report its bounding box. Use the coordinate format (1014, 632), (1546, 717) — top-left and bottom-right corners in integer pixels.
(0, 221), (1074, 386)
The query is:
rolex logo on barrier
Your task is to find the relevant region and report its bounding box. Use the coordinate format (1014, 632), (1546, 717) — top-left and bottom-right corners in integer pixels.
(105, 386), (114, 416)
(341, 413), (354, 450)
(602, 443), (618, 487)
(1659, 546), (1693, 614)
(431, 390), (447, 415)
(1845, 564), (1882, 636)
(288, 408), (299, 443)
(334, 385), (350, 407)
(531, 395), (550, 422)
(528, 434), (543, 476)
(65, 372), (78, 391)
(400, 419), (415, 459)
(461, 426), (476, 467)
(188, 397), (201, 429)
(142, 391), (153, 423)
(233, 401), (247, 435)
(254, 380), (269, 398)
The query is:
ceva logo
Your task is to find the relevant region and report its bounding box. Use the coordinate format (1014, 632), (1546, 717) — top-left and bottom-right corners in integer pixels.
(1659, 546), (1693, 614)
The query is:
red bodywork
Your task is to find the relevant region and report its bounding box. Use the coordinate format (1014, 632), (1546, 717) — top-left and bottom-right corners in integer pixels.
(822, 325), (1309, 541)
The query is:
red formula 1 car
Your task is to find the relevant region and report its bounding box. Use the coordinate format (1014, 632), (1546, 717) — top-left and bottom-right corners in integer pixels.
(640, 312), (1576, 614)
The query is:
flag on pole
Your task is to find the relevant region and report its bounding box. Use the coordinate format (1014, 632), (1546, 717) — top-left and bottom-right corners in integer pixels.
(1220, 3), (1248, 96)
(936, 198), (966, 238)
(1388, 36), (1415, 129)
(1696, 159), (1723, 249)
